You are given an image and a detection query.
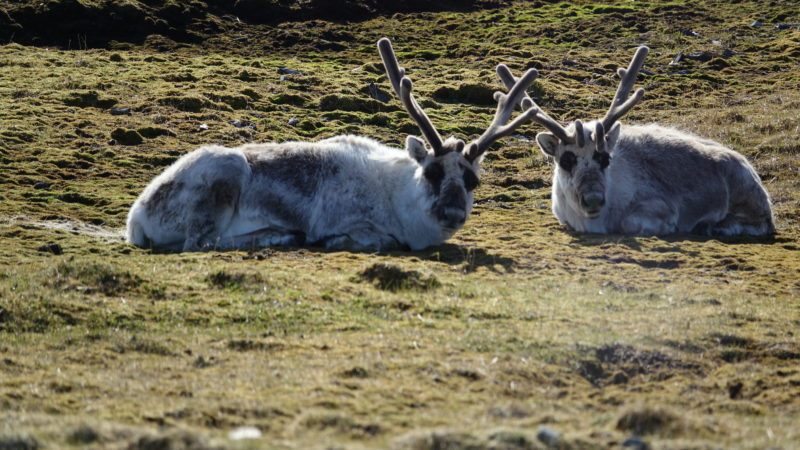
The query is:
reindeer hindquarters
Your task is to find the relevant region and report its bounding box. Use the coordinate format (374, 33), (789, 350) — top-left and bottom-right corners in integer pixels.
(182, 177), (243, 251)
(710, 158), (776, 237)
(711, 188), (775, 237)
(166, 149), (249, 251)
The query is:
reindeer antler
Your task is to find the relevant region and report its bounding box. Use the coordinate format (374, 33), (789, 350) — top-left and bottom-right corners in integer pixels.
(377, 38), (445, 154)
(601, 46), (648, 130)
(593, 122), (606, 153)
(465, 65), (541, 161)
(496, 65), (575, 144)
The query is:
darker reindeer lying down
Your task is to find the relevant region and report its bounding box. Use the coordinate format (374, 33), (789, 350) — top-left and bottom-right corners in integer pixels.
(126, 38), (540, 252)
(499, 46), (775, 237)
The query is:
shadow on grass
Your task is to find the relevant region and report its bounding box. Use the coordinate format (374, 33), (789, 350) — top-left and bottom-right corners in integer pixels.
(234, 242), (515, 273)
(397, 242), (516, 273)
(568, 231), (785, 249)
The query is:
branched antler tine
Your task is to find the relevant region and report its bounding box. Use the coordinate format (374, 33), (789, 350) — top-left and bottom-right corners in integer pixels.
(491, 67), (538, 126)
(496, 64), (535, 112)
(496, 64), (572, 143)
(601, 45), (649, 129)
(377, 38), (444, 152)
(471, 68), (540, 153)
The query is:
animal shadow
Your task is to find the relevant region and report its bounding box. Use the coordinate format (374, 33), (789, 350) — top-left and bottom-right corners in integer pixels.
(400, 243), (516, 273)
(239, 242), (516, 274)
(569, 231), (783, 249)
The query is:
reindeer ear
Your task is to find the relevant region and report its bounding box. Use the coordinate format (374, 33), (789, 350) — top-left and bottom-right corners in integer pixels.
(405, 135), (429, 163)
(604, 123), (622, 153)
(536, 132), (560, 157)
(463, 143), (481, 164)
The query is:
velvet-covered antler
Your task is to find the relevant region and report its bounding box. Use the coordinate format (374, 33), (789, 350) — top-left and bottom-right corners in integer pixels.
(465, 65), (541, 161)
(496, 64), (577, 144)
(601, 46), (648, 130)
(377, 38), (445, 155)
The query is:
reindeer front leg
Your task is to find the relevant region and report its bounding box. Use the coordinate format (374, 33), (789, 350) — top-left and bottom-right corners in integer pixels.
(318, 225), (402, 252)
(620, 199), (678, 236)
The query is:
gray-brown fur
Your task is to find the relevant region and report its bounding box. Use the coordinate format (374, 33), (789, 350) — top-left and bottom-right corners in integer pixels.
(500, 47), (774, 237)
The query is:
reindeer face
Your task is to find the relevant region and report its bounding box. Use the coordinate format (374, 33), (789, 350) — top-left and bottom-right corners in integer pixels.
(382, 37), (536, 234)
(408, 136), (479, 230)
(537, 121), (619, 218)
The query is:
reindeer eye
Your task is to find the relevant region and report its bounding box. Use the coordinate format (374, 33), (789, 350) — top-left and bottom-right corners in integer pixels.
(593, 151), (610, 169)
(558, 151), (577, 172)
(463, 169), (479, 192)
(423, 162), (444, 186)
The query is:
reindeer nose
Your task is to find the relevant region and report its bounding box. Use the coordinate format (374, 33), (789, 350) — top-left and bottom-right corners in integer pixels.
(580, 193), (605, 211)
(443, 207), (467, 227)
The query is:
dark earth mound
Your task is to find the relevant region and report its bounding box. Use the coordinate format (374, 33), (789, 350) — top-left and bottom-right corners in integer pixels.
(0, 0), (507, 47)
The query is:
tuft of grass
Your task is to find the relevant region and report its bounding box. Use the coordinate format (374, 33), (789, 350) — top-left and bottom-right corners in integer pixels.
(354, 263), (441, 292)
(63, 90), (117, 108)
(52, 262), (141, 296)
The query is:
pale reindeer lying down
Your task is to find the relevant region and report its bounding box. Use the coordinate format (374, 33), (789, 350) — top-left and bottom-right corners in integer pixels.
(499, 46), (775, 237)
(126, 38), (539, 252)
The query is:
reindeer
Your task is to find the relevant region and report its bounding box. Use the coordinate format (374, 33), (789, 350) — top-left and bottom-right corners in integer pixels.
(126, 38), (539, 252)
(498, 46), (775, 236)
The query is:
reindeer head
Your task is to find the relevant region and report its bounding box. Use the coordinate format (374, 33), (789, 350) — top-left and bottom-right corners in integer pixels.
(378, 38), (540, 230)
(497, 46), (648, 218)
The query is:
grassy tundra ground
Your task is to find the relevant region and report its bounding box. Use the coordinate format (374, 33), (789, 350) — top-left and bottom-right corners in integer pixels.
(1, 0), (799, 448)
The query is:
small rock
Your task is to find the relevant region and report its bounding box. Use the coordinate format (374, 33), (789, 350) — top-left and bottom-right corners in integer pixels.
(685, 51), (713, 62)
(368, 82), (390, 103)
(198, 123), (209, 131)
(37, 243), (63, 255)
(711, 40), (722, 46)
(722, 49), (736, 58)
(230, 119), (256, 129)
(622, 436), (652, 450)
(750, 20), (763, 28)
(277, 67), (301, 75)
(669, 52), (683, 66)
(562, 59), (577, 67)
(681, 29), (699, 37)
(110, 107), (131, 116)
(536, 426), (560, 447)
(511, 133), (531, 142)
(33, 181), (51, 190)
(775, 23), (795, 30)
(288, 117), (300, 126)
(228, 426), (261, 440)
